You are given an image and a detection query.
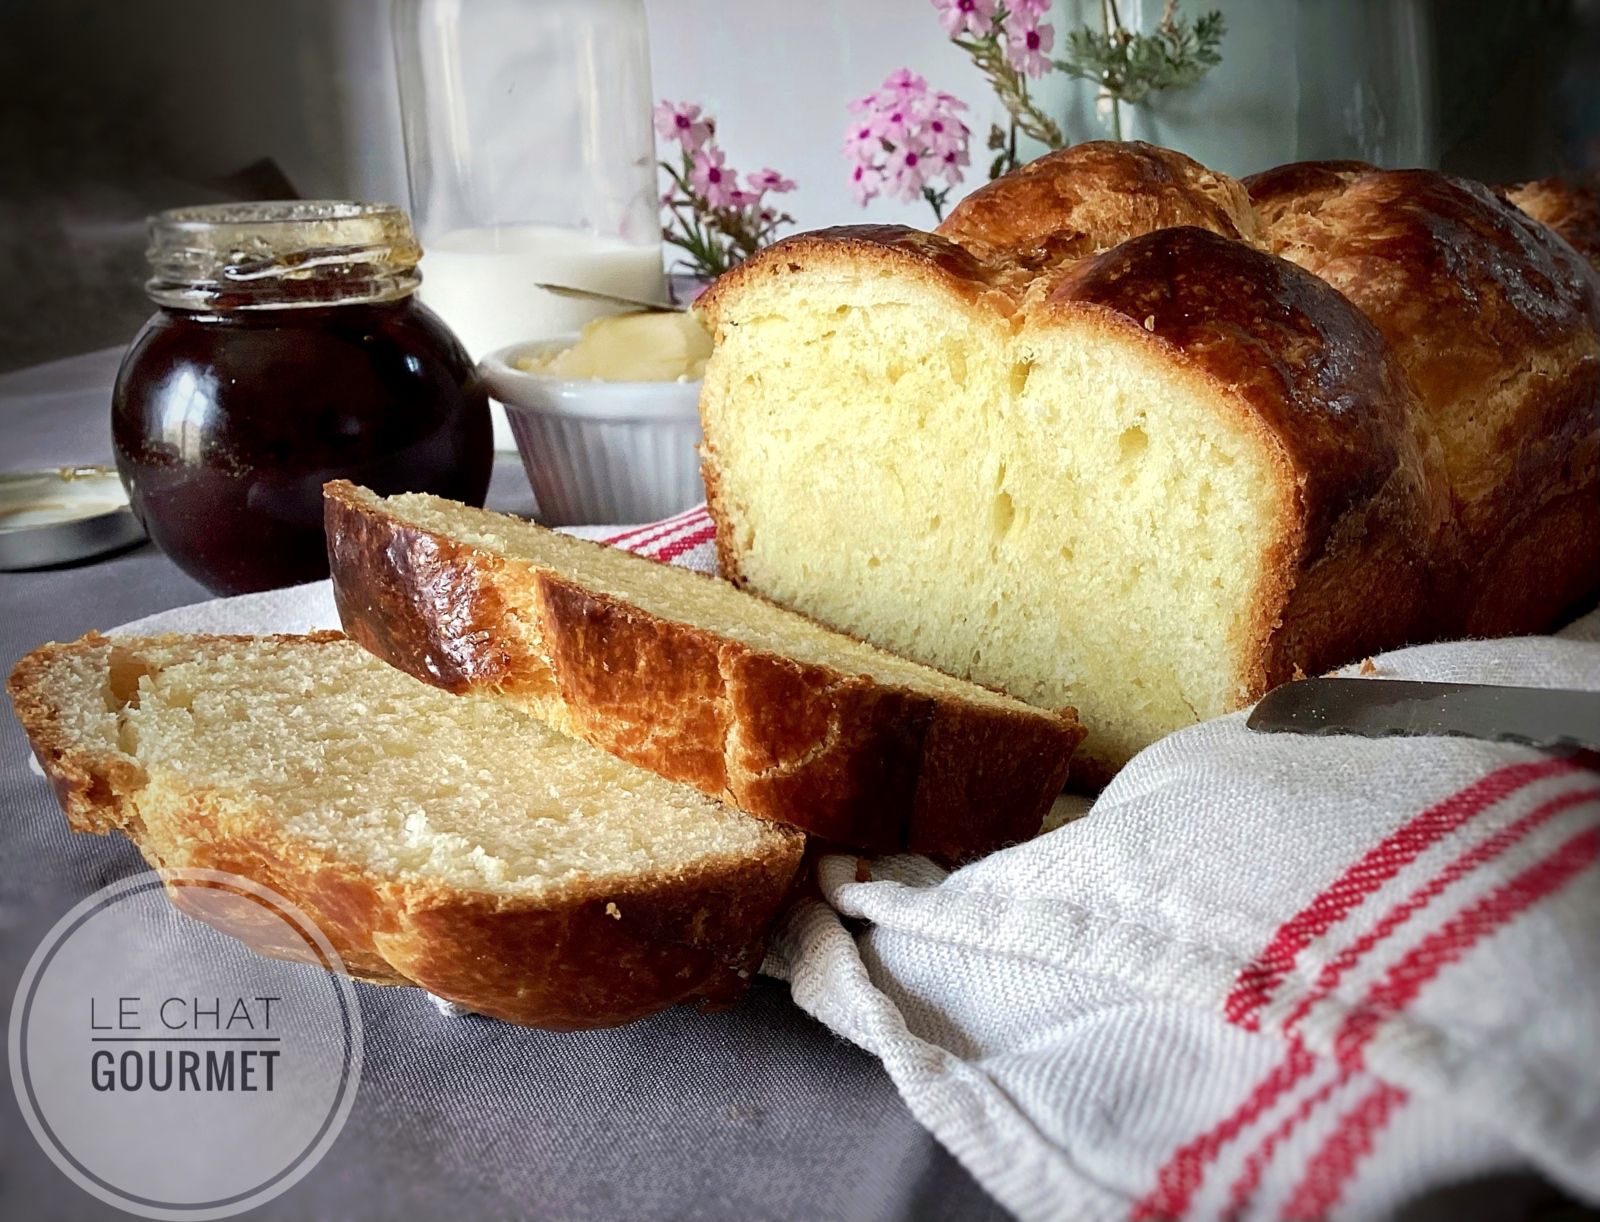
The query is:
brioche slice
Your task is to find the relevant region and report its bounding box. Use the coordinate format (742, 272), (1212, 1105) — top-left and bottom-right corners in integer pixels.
(324, 481), (1082, 860)
(7, 632), (804, 1030)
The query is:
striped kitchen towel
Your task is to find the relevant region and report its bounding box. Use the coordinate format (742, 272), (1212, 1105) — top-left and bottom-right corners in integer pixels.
(764, 624), (1600, 1221)
(587, 503), (719, 567)
(607, 507), (1600, 1221)
(600, 507), (1600, 1220)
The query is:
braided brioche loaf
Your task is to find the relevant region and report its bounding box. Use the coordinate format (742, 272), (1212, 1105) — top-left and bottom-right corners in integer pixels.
(697, 142), (1600, 783)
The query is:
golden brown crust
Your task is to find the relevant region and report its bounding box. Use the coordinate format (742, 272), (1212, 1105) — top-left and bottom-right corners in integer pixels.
(698, 447), (747, 587)
(7, 635), (805, 1031)
(160, 819), (802, 1030)
(325, 482), (1083, 860)
(937, 140), (1260, 268)
(1248, 164), (1600, 636)
(696, 223), (1010, 326)
(1249, 167), (1600, 406)
(1505, 177), (1600, 269)
(1242, 160), (1375, 227)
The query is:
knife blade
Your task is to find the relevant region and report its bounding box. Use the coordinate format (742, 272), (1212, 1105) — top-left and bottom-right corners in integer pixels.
(1247, 678), (1600, 752)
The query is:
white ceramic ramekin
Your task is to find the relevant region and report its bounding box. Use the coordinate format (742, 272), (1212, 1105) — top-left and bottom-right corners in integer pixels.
(479, 340), (705, 526)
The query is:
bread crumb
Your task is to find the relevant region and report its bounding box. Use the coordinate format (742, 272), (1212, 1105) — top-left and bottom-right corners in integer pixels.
(605, 901), (621, 919)
(1291, 664), (1307, 681)
(1359, 657), (1378, 675)
(1143, 314), (1156, 331)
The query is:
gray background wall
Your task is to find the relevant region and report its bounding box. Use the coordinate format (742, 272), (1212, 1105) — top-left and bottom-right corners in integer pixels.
(2, 0), (1596, 375)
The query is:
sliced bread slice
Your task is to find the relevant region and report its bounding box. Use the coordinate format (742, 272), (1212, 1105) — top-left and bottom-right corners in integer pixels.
(8, 632), (804, 1030)
(324, 481), (1084, 860)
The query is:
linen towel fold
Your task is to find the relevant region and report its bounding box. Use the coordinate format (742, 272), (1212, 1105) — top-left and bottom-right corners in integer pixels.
(110, 505), (1600, 1221)
(766, 619), (1600, 1221)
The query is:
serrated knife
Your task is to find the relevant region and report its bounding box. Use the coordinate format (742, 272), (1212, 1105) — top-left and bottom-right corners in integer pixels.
(1247, 678), (1600, 752)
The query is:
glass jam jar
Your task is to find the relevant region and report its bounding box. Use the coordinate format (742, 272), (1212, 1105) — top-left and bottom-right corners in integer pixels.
(113, 201), (493, 595)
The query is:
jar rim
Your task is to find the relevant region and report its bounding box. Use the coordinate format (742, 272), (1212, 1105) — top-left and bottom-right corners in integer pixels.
(152, 200), (408, 231)
(146, 200), (423, 310)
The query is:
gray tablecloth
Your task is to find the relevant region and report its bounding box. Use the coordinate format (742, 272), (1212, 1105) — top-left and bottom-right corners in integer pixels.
(0, 348), (1005, 1222)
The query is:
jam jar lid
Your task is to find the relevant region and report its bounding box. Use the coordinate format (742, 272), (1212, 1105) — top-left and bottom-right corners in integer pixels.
(0, 467), (146, 570)
(145, 201), (424, 310)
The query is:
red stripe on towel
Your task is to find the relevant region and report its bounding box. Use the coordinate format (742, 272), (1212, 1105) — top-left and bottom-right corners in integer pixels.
(1222, 1066), (1353, 1220)
(600, 504), (706, 548)
(1281, 785), (1600, 1035)
(1224, 759), (1575, 1030)
(648, 523), (717, 563)
(1139, 761), (1576, 1219)
(616, 508), (712, 556)
(1218, 785), (1597, 1215)
(1334, 822), (1600, 1070)
(1130, 1043), (1318, 1220)
(1277, 1081), (1409, 1220)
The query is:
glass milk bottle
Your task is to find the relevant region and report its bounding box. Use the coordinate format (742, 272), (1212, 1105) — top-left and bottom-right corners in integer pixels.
(392, 0), (664, 447)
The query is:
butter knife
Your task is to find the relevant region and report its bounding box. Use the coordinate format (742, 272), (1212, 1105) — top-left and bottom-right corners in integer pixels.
(1247, 678), (1600, 752)
(533, 282), (684, 313)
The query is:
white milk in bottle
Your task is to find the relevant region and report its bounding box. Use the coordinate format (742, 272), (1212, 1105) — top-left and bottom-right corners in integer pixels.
(418, 225), (666, 448)
(394, 0), (664, 452)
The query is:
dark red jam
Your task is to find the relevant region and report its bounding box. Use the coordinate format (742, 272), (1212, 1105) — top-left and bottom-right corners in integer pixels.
(113, 297), (491, 595)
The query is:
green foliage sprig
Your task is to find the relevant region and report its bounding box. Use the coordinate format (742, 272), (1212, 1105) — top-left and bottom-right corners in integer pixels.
(1055, 0), (1226, 142)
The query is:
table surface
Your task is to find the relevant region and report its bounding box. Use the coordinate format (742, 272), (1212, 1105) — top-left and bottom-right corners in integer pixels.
(0, 348), (1006, 1222)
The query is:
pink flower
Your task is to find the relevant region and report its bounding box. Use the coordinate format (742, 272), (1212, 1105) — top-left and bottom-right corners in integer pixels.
(931, 0), (997, 38)
(1007, 0), (1052, 17)
(653, 100), (712, 151)
(848, 162), (886, 206)
(690, 147), (737, 208)
(1002, 15), (1054, 77)
(842, 70), (972, 209)
(924, 113), (967, 156)
(889, 146), (934, 201)
(921, 90), (970, 163)
(842, 121), (878, 164)
(865, 100), (917, 145)
(883, 67), (930, 96)
(748, 168), (797, 195)
(937, 145), (970, 186)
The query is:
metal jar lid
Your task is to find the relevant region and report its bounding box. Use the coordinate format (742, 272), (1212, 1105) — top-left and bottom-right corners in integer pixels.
(0, 467), (147, 570)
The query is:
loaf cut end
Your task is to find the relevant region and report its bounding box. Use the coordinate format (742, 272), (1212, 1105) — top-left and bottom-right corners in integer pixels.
(699, 238), (1290, 777)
